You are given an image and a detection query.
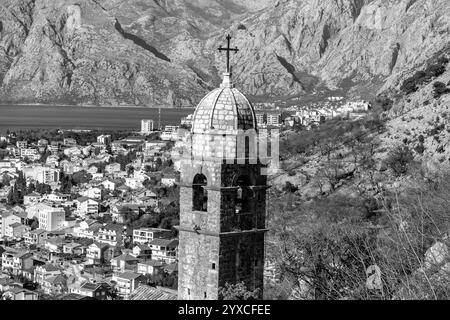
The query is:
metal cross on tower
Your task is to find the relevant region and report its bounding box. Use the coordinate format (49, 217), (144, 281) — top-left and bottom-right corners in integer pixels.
(218, 34), (239, 73)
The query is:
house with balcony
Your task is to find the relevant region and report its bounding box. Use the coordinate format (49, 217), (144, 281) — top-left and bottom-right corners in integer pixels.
(82, 265), (113, 283)
(116, 184), (129, 194)
(5, 222), (30, 239)
(96, 223), (125, 247)
(100, 179), (116, 191)
(0, 212), (21, 238)
(81, 187), (102, 200)
(47, 143), (59, 153)
(41, 274), (67, 295)
(0, 186), (11, 202)
(46, 192), (70, 203)
(137, 195), (160, 207)
(124, 177), (144, 190)
(22, 266), (35, 282)
(67, 275), (86, 295)
(111, 204), (144, 224)
(44, 238), (65, 253)
(1, 251), (33, 275)
(133, 189), (158, 199)
(1, 288), (39, 300)
(1, 251), (16, 272)
(23, 192), (42, 205)
(149, 239), (178, 264)
(0, 278), (22, 292)
(73, 219), (102, 239)
(110, 253), (139, 272)
(132, 244), (151, 259)
(105, 163), (121, 174)
(34, 264), (62, 285)
(79, 282), (110, 300)
(131, 189), (159, 207)
(63, 242), (86, 256)
(24, 229), (48, 246)
(136, 260), (164, 277)
(75, 197), (100, 217)
(111, 271), (147, 299)
(132, 227), (173, 245)
(63, 138), (77, 147)
(87, 165), (98, 175)
(11, 208), (27, 225)
(45, 154), (59, 167)
(161, 174), (177, 187)
(86, 242), (113, 265)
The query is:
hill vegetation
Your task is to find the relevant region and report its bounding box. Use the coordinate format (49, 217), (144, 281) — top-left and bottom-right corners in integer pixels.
(267, 56), (450, 299)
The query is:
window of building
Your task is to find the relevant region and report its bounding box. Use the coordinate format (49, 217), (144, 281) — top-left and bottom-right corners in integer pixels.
(212, 263), (216, 270)
(204, 292), (207, 298)
(234, 175), (252, 213)
(245, 136), (250, 159)
(193, 174), (208, 212)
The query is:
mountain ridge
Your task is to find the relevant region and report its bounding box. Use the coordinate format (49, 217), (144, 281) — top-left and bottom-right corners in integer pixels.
(0, 0), (449, 106)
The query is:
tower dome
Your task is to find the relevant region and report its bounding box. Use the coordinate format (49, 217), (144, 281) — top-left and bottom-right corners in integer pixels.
(191, 73), (257, 133)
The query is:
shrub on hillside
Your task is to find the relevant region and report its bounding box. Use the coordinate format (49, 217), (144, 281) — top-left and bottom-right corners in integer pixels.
(218, 282), (260, 300)
(414, 143), (425, 155)
(374, 95), (393, 111)
(270, 173), (450, 300)
(426, 63), (446, 78)
(437, 56), (449, 65)
(401, 77), (419, 94)
(400, 57), (449, 94)
(433, 81), (450, 98)
(418, 135), (425, 143)
(384, 145), (414, 176)
(428, 123), (445, 136)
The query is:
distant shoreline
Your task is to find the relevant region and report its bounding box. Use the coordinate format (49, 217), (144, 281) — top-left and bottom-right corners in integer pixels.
(0, 103), (196, 109)
(0, 103), (194, 131)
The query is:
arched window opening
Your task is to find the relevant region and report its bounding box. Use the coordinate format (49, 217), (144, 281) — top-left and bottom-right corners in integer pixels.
(193, 174), (208, 212)
(234, 175), (252, 214)
(245, 136), (250, 159)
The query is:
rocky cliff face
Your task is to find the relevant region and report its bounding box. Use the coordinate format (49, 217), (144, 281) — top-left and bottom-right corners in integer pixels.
(217, 0), (450, 99)
(0, 0), (449, 106)
(0, 0), (217, 106)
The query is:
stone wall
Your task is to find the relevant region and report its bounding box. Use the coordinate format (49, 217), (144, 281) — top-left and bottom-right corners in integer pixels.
(218, 232), (265, 297)
(178, 231), (220, 300)
(177, 155), (267, 300)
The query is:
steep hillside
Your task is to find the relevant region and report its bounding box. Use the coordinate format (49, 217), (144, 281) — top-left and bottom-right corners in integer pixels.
(214, 0), (450, 99)
(0, 0), (215, 106)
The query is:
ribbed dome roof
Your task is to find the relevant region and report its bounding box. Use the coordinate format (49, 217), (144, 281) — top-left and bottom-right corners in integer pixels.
(191, 73), (257, 133)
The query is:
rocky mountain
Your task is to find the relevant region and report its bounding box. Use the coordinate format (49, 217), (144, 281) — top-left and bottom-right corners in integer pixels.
(0, 0), (449, 106)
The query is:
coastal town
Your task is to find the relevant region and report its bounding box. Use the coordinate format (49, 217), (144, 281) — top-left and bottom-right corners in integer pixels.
(0, 96), (370, 301)
(0, 122), (182, 300)
(180, 97), (371, 131)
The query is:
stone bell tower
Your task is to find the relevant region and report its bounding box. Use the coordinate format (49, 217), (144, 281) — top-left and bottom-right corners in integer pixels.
(176, 35), (269, 300)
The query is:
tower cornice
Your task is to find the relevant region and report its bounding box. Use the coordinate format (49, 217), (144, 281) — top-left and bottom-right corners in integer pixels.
(175, 226), (269, 237)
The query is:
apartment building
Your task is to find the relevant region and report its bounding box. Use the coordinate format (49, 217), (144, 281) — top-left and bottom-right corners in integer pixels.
(141, 119), (154, 134)
(37, 204), (66, 232)
(132, 228), (173, 245)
